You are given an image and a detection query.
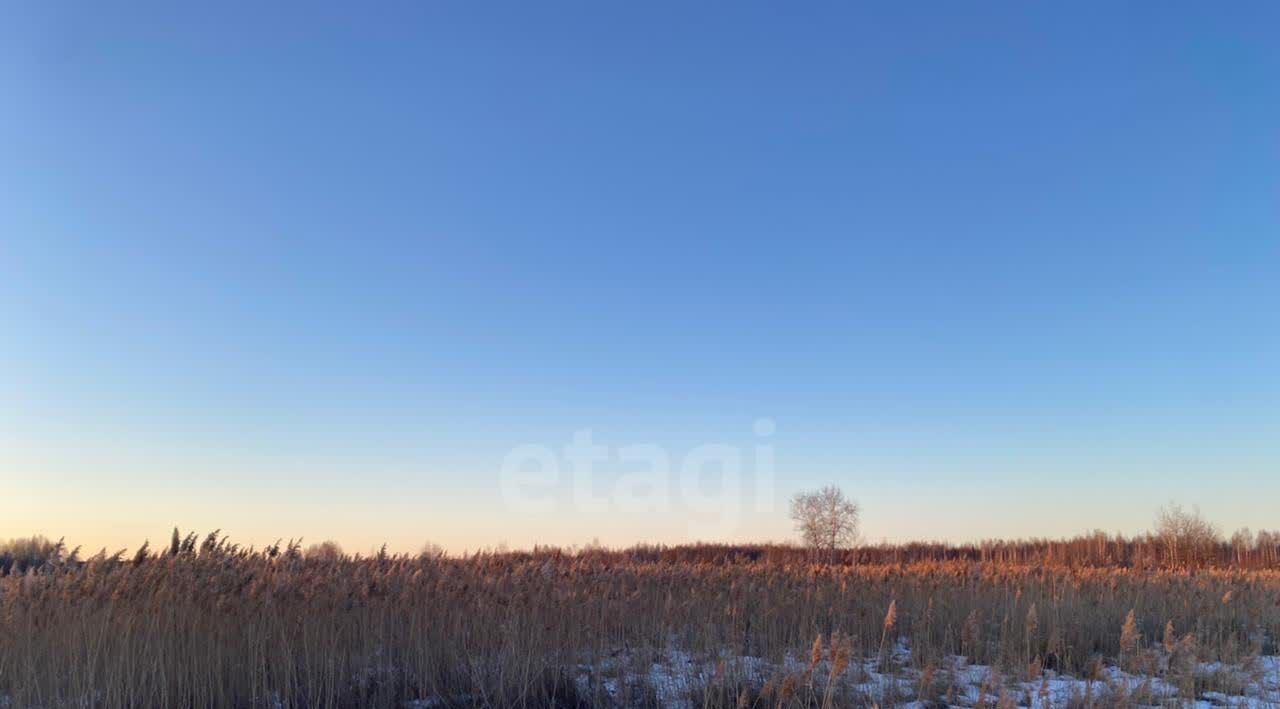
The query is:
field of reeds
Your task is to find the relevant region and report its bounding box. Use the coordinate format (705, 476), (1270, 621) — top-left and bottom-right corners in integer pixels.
(3, 533), (1280, 708)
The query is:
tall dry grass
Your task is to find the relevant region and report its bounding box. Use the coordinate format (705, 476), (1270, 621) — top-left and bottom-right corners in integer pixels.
(2, 534), (1279, 707)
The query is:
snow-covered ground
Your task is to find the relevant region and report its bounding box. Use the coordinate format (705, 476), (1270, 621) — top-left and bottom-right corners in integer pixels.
(566, 641), (1280, 708)
(8, 646), (1278, 707)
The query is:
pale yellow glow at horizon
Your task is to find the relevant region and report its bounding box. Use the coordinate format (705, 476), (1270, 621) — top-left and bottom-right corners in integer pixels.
(5, 443), (1274, 555)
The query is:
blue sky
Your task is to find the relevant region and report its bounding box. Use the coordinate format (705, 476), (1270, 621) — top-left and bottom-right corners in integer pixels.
(3, 3), (1278, 552)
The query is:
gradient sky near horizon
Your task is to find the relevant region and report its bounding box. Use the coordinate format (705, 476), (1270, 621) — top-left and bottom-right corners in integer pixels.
(3, 2), (1278, 554)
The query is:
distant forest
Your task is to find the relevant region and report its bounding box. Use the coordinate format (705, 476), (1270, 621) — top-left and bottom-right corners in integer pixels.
(7, 524), (1279, 575)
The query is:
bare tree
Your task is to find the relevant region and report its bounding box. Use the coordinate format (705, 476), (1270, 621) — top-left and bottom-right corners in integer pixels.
(1154, 502), (1220, 567)
(1230, 528), (1253, 565)
(303, 540), (345, 561)
(791, 485), (859, 561)
(419, 541), (447, 559)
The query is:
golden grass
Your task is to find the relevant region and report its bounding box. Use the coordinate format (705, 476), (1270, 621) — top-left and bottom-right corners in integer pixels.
(2, 538), (1279, 707)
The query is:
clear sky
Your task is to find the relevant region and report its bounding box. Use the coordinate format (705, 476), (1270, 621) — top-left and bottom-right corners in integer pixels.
(4, 2), (1278, 554)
